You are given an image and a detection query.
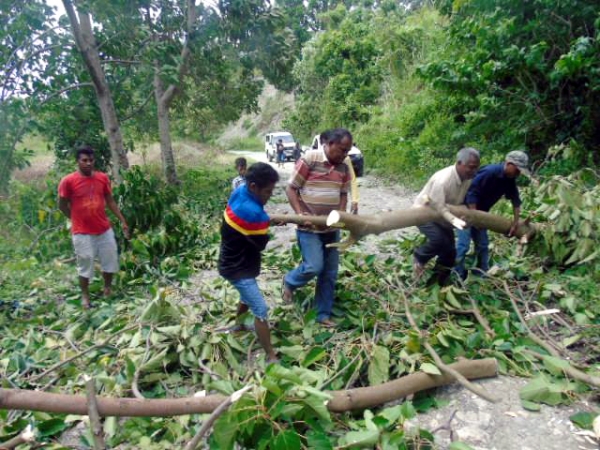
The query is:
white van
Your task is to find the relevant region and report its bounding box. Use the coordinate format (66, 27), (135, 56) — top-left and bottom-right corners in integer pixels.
(265, 132), (299, 162)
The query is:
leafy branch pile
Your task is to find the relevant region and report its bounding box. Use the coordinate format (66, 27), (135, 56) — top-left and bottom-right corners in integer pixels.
(1, 166), (600, 449)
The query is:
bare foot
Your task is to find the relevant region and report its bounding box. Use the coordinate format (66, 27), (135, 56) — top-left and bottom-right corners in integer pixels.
(266, 355), (280, 365)
(318, 318), (336, 328)
(103, 287), (112, 297)
(413, 257), (425, 281)
(82, 297), (91, 309)
(281, 278), (293, 304)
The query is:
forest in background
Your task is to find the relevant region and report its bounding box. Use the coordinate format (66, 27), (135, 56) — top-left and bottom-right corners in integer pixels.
(1, 1), (600, 449)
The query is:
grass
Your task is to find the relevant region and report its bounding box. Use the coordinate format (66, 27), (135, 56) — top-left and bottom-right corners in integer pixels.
(221, 136), (263, 152)
(16, 133), (52, 155)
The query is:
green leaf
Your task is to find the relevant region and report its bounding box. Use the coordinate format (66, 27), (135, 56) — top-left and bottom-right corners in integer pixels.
(570, 411), (596, 430)
(379, 405), (403, 423)
(521, 400), (541, 411)
(265, 364), (303, 384)
(212, 412), (237, 450)
(307, 429), (334, 450)
(420, 362), (441, 375)
(278, 345), (304, 359)
(449, 442), (476, 450)
(519, 376), (569, 406)
(368, 345), (390, 385)
(302, 346), (327, 367)
(338, 429), (380, 448)
(272, 430), (302, 450)
(37, 418), (68, 436)
(104, 416), (117, 438)
(444, 288), (463, 309)
(302, 395), (331, 422)
(400, 401), (416, 420)
(542, 355), (571, 376)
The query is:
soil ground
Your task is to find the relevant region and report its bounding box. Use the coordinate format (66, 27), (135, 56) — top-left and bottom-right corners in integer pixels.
(229, 150), (599, 450)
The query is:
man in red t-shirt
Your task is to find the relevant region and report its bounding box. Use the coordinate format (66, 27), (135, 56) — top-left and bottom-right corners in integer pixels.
(58, 145), (129, 308)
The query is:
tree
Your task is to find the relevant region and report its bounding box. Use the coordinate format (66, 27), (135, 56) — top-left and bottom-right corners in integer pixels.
(79, 0), (295, 184)
(421, 0), (600, 165)
(0, 0), (59, 193)
(62, 0), (129, 181)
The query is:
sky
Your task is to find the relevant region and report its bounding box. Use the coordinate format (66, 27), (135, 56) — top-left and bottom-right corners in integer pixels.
(46, 0), (65, 17)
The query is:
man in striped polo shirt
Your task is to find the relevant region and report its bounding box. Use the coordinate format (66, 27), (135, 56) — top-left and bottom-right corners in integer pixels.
(282, 128), (353, 327)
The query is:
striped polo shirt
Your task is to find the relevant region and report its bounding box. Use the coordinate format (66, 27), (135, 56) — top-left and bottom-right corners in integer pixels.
(288, 150), (351, 227)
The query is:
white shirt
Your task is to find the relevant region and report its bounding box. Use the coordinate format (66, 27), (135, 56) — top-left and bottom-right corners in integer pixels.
(414, 164), (471, 223)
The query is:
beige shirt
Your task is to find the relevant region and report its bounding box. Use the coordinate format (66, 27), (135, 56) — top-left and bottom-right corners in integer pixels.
(414, 164), (471, 224)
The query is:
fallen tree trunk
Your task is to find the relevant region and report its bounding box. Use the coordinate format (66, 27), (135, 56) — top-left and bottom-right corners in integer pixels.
(271, 206), (538, 250)
(0, 359), (497, 416)
(327, 358), (498, 411)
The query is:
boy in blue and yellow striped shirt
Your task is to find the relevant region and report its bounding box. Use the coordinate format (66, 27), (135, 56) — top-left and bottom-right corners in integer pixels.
(218, 162), (279, 363)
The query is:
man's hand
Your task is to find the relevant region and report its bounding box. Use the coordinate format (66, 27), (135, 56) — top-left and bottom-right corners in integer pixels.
(508, 220), (519, 237)
(299, 211), (314, 228)
(350, 202), (358, 215)
(122, 223), (131, 240)
(451, 217), (467, 230)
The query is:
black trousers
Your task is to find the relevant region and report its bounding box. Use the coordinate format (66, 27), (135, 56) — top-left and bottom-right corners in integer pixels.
(414, 222), (456, 283)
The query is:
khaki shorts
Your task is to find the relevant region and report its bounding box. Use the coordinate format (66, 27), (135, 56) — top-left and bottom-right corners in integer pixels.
(72, 228), (119, 279)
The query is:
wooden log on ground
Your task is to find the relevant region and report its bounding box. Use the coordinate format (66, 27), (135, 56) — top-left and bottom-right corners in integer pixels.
(327, 358), (498, 412)
(0, 358), (497, 416)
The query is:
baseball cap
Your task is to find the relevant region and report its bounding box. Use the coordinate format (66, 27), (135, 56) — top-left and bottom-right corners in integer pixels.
(506, 150), (530, 176)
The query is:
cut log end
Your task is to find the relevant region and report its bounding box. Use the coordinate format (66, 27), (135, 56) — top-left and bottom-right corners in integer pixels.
(327, 210), (341, 227)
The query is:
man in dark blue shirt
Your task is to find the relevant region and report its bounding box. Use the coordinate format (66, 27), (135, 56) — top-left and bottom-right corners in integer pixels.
(455, 151), (530, 279)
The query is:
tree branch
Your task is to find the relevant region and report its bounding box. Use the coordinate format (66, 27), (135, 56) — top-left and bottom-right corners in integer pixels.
(39, 82), (95, 106)
(0, 425), (35, 450)
(85, 376), (106, 450)
(184, 386), (252, 450)
(1, 359), (498, 416)
(402, 292), (499, 403)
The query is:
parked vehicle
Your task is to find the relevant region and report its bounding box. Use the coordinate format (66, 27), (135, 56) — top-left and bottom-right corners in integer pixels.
(309, 135), (364, 177)
(265, 132), (299, 162)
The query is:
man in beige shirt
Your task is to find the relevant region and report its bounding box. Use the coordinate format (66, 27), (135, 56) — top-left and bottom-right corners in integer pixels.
(413, 147), (480, 284)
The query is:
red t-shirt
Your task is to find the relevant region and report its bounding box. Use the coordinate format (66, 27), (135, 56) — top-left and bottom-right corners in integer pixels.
(58, 171), (112, 235)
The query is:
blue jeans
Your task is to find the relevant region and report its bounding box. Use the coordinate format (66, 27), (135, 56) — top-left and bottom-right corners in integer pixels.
(284, 230), (340, 322)
(455, 227), (489, 278)
(228, 278), (269, 321)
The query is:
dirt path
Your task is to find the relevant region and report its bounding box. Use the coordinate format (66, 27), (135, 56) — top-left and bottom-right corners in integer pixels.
(229, 150), (598, 450)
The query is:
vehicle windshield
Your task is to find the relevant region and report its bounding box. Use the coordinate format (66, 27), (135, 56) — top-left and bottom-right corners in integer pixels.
(276, 135), (295, 143)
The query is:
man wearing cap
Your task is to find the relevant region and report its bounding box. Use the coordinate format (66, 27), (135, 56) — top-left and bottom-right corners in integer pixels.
(454, 150), (530, 279)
